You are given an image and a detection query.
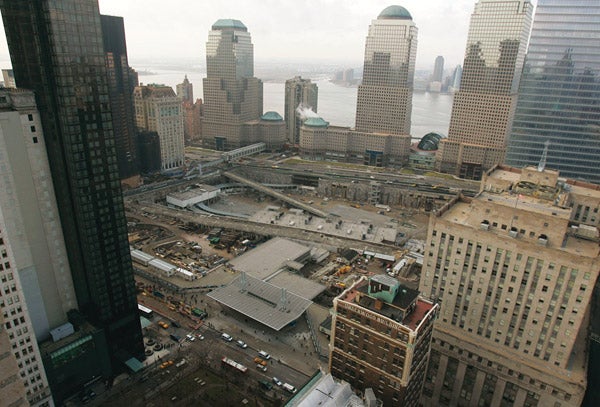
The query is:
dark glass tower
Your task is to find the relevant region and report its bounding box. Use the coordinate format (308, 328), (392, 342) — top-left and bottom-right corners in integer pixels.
(101, 14), (140, 181)
(505, 0), (600, 184)
(0, 0), (144, 369)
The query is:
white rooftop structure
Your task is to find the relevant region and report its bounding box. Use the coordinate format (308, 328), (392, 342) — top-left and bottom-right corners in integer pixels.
(286, 372), (365, 407)
(208, 273), (312, 331)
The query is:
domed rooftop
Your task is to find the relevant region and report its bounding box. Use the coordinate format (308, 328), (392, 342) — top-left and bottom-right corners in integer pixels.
(304, 117), (329, 128)
(378, 5), (412, 20)
(261, 111), (283, 122)
(212, 19), (247, 31)
(417, 132), (445, 151)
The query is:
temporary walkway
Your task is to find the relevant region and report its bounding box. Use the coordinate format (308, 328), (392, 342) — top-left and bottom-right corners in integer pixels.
(223, 171), (328, 218)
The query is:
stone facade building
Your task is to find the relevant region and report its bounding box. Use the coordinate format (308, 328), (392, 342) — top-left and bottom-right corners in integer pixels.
(420, 165), (600, 406)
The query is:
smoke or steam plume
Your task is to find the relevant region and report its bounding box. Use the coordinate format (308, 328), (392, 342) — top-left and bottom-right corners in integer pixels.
(296, 103), (318, 120)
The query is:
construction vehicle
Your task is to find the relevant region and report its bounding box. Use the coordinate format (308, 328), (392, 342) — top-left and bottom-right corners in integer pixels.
(336, 265), (351, 276)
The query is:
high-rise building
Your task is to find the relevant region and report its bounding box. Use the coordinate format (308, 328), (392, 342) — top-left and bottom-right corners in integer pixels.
(419, 165), (599, 406)
(0, 90), (56, 406)
(202, 19), (263, 150)
(432, 56), (445, 83)
(136, 131), (162, 173)
(0, 0), (144, 385)
(284, 76), (318, 144)
(176, 75), (193, 104)
(183, 98), (204, 144)
(329, 275), (438, 406)
(0, 313), (29, 407)
(355, 5), (417, 136)
(133, 84), (185, 172)
(505, 1), (600, 185)
(448, 64), (462, 93)
(101, 14), (140, 186)
(2, 68), (15, 87)
(429, 56), (445, 93)
(436, 0), (532, 179)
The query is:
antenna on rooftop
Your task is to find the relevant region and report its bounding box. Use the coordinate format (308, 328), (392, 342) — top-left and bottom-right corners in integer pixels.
(537, 141), (550, 172)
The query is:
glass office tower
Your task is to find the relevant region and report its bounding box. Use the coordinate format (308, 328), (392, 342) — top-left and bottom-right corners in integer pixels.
(436, 0), (532, 179)
(506, 0), (600, 185)
(0, 0), (144, 371)
(202, 19), (263, 150)
(355, 5), (417, 136)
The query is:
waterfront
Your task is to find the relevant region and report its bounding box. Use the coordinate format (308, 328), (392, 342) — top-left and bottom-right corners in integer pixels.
(136, 67), (453, 139)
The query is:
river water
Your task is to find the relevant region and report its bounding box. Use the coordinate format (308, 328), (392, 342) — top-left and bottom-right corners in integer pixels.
(137, 68), (453, 139)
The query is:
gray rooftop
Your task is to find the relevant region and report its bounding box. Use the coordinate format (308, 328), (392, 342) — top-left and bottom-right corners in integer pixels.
(207, 273), (312, 331)
(229, 237), (311, 280)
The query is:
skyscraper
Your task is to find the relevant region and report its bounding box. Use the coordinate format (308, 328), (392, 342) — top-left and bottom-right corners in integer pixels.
(101, 14), (140, 185)
(436, 0), (532, 179)
(176, 75), (194, 104)
(284, 76), (318, 145)
(2, 68), (15, 87)
(505, 1), (600, 185)
(202, 19), (262, 150)
(133, 84), (185, 172)
(0, 90), (56, 406)
(329, 275), (438, 406)
(432, 56), (445, 83)
(419, 166), (598, 406)
(355, 5), (417, 136)
(0, 0), (144, 377)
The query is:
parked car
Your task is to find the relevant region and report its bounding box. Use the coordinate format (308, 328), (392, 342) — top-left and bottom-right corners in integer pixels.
(283, 383), (297, 394)
(186, 334), (195, 342)
(258, 350), (271, 360)
(221, 333), (233, 342)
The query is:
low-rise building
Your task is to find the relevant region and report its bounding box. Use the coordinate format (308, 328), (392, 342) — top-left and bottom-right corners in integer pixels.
(329, 275), (438, 406)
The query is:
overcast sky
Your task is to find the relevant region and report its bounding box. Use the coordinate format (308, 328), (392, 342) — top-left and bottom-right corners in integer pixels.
(0, 0), (537, 71)
(97, 0), (478, 70)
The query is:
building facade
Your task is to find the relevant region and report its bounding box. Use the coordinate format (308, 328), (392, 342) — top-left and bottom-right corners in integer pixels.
(505, 0), (600, 185)
(101, 14), (140, 185)
(0, 0), (144, 391)
(183, 98), (204, 144)
(329, 275), (438, 406)
(300, 118), (410, 167)
(176, 75), (193, 104)
(2, 68), (15, 87)
(0, 313), (29, 407)
(419, 165), (599, 406)
(0, 90), (57, 406)
(436, 0), (533, 179)
(202, 19), (263, 150)
(133, 84), (185, 172)
(355, 5), (417, 136)
(429, 55), (444, 92)
(284, 76), (318, 145)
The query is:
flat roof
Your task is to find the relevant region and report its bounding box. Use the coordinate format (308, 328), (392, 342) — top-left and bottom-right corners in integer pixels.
(266, 271), (325, 301)
(229, 237), (311, 280)
(342, 278), (435, 332)
(207, 273), (312, 331)
(168, 184), (219, 200)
